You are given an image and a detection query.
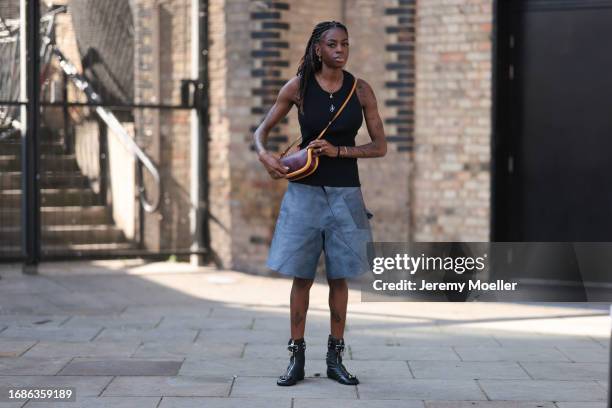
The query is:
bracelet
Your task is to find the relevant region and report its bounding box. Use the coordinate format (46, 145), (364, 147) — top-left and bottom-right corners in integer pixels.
(336, 146), (341, 158)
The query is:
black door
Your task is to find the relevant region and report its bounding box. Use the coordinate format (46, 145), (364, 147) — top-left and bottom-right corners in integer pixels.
(494, 0), (612, 242)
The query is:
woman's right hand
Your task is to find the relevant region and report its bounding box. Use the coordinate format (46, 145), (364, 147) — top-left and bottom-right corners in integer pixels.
(259, 151), (290, 179)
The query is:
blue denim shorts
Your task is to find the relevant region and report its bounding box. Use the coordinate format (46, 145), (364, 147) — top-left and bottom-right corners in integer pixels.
(266, 182), (373, 280)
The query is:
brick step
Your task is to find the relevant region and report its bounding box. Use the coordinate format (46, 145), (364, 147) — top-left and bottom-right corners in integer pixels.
(0, 206), (110, 226)
(0, 172), (90, 190)
(0, 142), (67, 155)
(0, 188), (99, 207)
(0, 224), (126, 245)
(0, 155), (80, 172)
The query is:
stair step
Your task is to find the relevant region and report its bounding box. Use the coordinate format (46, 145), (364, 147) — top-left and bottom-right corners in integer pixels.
(0, 155), (79, 172)
(0, 142), (66, 155)
(0, 206), (110, 226)
(0, 188), (99, 207)
(0, 172), (90, 190)
(0, 242), (137, 256)
(42, 242), (137, 255)
(0, 248), (21, 257)
(0, 224), (126, 245)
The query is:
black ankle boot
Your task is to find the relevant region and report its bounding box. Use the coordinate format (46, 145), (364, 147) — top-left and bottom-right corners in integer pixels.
(326, 334), (359, 385)
(277, 338), (306, 386)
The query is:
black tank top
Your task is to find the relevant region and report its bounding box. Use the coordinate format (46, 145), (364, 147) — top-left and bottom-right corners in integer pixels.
(293, 69), (363, 187)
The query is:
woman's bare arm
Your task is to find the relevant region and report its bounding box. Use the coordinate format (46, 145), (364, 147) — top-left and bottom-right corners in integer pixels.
(339, 78), (387, 158)
(253, 77), (300, 179)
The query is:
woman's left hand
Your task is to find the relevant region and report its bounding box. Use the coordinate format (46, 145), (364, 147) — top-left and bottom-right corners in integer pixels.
(307, 139), (337, 157)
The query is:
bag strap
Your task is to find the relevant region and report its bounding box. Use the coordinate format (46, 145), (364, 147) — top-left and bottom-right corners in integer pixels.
(280, 76), (358, 158)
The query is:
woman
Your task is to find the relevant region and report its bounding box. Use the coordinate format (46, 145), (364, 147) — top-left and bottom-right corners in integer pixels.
(253, 20), (386, 386)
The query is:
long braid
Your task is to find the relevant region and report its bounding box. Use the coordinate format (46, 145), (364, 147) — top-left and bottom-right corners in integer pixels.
(296, 21), (348, 115)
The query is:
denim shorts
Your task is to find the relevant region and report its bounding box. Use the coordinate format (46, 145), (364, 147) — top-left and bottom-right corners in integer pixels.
(266, 182), (374, 280)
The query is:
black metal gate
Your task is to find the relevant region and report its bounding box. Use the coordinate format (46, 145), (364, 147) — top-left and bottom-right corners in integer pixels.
(0, 0), (209, 265)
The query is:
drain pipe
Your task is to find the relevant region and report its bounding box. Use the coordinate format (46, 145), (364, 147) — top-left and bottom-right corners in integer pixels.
(190, 0), (210, 265)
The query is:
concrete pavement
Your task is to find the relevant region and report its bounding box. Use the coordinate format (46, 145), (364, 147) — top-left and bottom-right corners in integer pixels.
(0, 260), (608, 407)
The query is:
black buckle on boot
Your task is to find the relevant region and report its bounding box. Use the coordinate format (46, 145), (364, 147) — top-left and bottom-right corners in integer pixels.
(287, 339), (306, 353)
(327, 336), (345, 349)
(334, 343), (345, 354)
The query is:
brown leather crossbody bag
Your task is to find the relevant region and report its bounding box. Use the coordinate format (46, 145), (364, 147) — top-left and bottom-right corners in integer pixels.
(279, 77), (357, 181)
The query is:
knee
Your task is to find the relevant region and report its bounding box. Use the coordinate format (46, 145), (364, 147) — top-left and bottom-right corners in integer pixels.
(327, 278), (347, 292)
(293, 277), (314, 291)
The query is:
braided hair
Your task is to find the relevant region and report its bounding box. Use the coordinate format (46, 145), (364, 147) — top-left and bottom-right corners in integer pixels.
(296, 21), (348, 114)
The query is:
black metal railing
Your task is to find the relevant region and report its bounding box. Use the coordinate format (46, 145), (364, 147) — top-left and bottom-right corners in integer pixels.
(0, 0), (210, 264)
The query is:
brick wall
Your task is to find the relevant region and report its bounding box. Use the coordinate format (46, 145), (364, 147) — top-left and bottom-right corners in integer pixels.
(208, 0), (247, 268)
(208, 0), (493, 273)
(133, 0), (193, 251)
(345, 0), (414, 242)
(207, 0), (415, 273)
(413, 0), (492, 241)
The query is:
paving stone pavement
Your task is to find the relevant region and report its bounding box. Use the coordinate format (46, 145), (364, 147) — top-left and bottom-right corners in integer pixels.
(0, 260), (608, 408)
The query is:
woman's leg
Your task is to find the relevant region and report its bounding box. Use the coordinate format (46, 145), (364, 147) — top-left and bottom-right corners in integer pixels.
(326, 277), (359, 385)
(327, 277), (348, 338)
(278, 277), (313, 386)
(290, 277), (314, 339)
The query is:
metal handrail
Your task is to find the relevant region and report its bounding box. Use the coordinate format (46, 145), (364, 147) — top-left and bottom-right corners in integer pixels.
(0, 5), (161, 213)
(52, 47), (161, 213)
